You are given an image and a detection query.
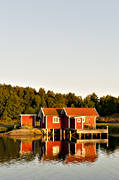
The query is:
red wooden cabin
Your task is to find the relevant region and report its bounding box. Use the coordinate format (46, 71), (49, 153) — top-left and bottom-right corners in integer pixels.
(38, 108), (62, 129)
(20, 114), (36, 128)
(63, 108), (99, 130)
(39, 107), (98, 130)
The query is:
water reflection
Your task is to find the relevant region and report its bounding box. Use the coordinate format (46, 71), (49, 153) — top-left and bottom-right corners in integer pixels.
(65, 142), (97, 164)
(20, 140), (35, 154)
(0, 136), (118, 166)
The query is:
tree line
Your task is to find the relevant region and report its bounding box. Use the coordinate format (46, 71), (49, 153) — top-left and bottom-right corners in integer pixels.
(0, 84), (119, 121)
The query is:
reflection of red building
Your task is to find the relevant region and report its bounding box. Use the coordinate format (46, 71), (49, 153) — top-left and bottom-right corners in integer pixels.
(20, 141), (34, 154)
(65, 142), (97, 164)
(42, 140), (97, 164)
(42, 141), (61, 161)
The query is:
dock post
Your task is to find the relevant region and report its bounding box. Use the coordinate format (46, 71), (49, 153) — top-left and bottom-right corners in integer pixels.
(70, 130), (71, 141)
(63, 130), (65, 140)
(91, 133), (93, 139)
(47, 129), (48, 141)
(53, 129), (54, 141)
(60, 129), (62, 141)
(100, 133), (101, 139)
(68, 142), (70, 155)
(107, 139), (109, 147)
(107, 126), (109, 139)
(79, 133), (81, 139)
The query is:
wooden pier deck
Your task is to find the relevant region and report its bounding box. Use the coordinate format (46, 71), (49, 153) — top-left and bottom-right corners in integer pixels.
(76, 128), (108, 134)
(75, 127), (108, 140)
(45, 126), (108, 141)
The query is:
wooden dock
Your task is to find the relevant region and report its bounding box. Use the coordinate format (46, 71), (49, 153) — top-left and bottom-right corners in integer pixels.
(76, 126), (108, 140)
(45, 126), (108, 141)
(76, 128), (108, 134)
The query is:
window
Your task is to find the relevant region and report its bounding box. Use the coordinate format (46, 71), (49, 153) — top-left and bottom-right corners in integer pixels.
(53, 117), (59, 123)
(82, 118), (85, 123)
(77, 118), (81, 123)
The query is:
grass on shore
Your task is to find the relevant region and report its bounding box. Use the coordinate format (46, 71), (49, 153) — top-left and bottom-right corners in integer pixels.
(96, 123), (119, 126)
(0, 127), (7, 132)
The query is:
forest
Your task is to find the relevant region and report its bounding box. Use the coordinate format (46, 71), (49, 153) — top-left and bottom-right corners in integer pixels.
(0, 84), (119, 122)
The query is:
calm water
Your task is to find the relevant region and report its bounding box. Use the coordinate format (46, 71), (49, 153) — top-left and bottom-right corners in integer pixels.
(0, 136), (119, 180)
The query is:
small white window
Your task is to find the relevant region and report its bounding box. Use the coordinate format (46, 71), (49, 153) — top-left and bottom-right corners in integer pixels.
(53, 117), (59, 123)
(77, 118), (81, 123)
(82, 118), (85, 122)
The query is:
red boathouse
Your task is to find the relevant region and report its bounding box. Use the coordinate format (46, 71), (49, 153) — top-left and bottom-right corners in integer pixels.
(38, 108), (62, 129)
(39, 107), (98, 130)
(20, 114), (36, 128)
(63, 108), (99, 130)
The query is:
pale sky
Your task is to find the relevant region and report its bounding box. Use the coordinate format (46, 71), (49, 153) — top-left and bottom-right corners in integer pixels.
(0, 0), (119, 97)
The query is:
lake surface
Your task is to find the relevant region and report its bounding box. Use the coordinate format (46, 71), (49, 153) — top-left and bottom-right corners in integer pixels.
(0, 136), (119, 180)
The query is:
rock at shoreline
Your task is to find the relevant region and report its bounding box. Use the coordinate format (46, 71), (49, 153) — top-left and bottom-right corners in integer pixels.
(5, 128), (42, 136)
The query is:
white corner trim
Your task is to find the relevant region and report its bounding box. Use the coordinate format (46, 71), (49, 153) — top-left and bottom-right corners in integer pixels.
(95, 116), (96, 128)
(75, 117), (76, 129)
(63, 108), (68, 117)
(46, 116), (47, 128)
(68, 116), (70, 128)
(42, 107), (45, 116)
(74, 116), (85, 119)
(41, 108), (45, 123)
(21, 116), (22, 127)
(38, 107), (42, 117)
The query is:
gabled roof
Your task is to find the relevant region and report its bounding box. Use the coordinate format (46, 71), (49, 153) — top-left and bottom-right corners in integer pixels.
(64, 108), (98, 117)
(42, 108), (62, 116)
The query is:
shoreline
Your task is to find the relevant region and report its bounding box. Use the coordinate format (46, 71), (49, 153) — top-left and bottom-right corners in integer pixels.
(0, 128), (43, 137)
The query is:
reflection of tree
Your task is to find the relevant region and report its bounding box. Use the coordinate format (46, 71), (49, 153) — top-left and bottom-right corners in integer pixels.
(0, 137), (40, 165)
(100, 137), (119, 154)
(20, 154), (35, 162)
(0, 137), (20, 164)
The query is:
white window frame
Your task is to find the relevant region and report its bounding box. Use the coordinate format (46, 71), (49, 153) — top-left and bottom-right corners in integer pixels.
(53, 116), (59, 123)
(77, 118), (81, 123)
(82, 117), (85, 123)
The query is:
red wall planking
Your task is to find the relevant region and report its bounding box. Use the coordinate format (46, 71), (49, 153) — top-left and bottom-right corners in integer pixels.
(46, 116), (61, 129)
(21, 115), (35, 127)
